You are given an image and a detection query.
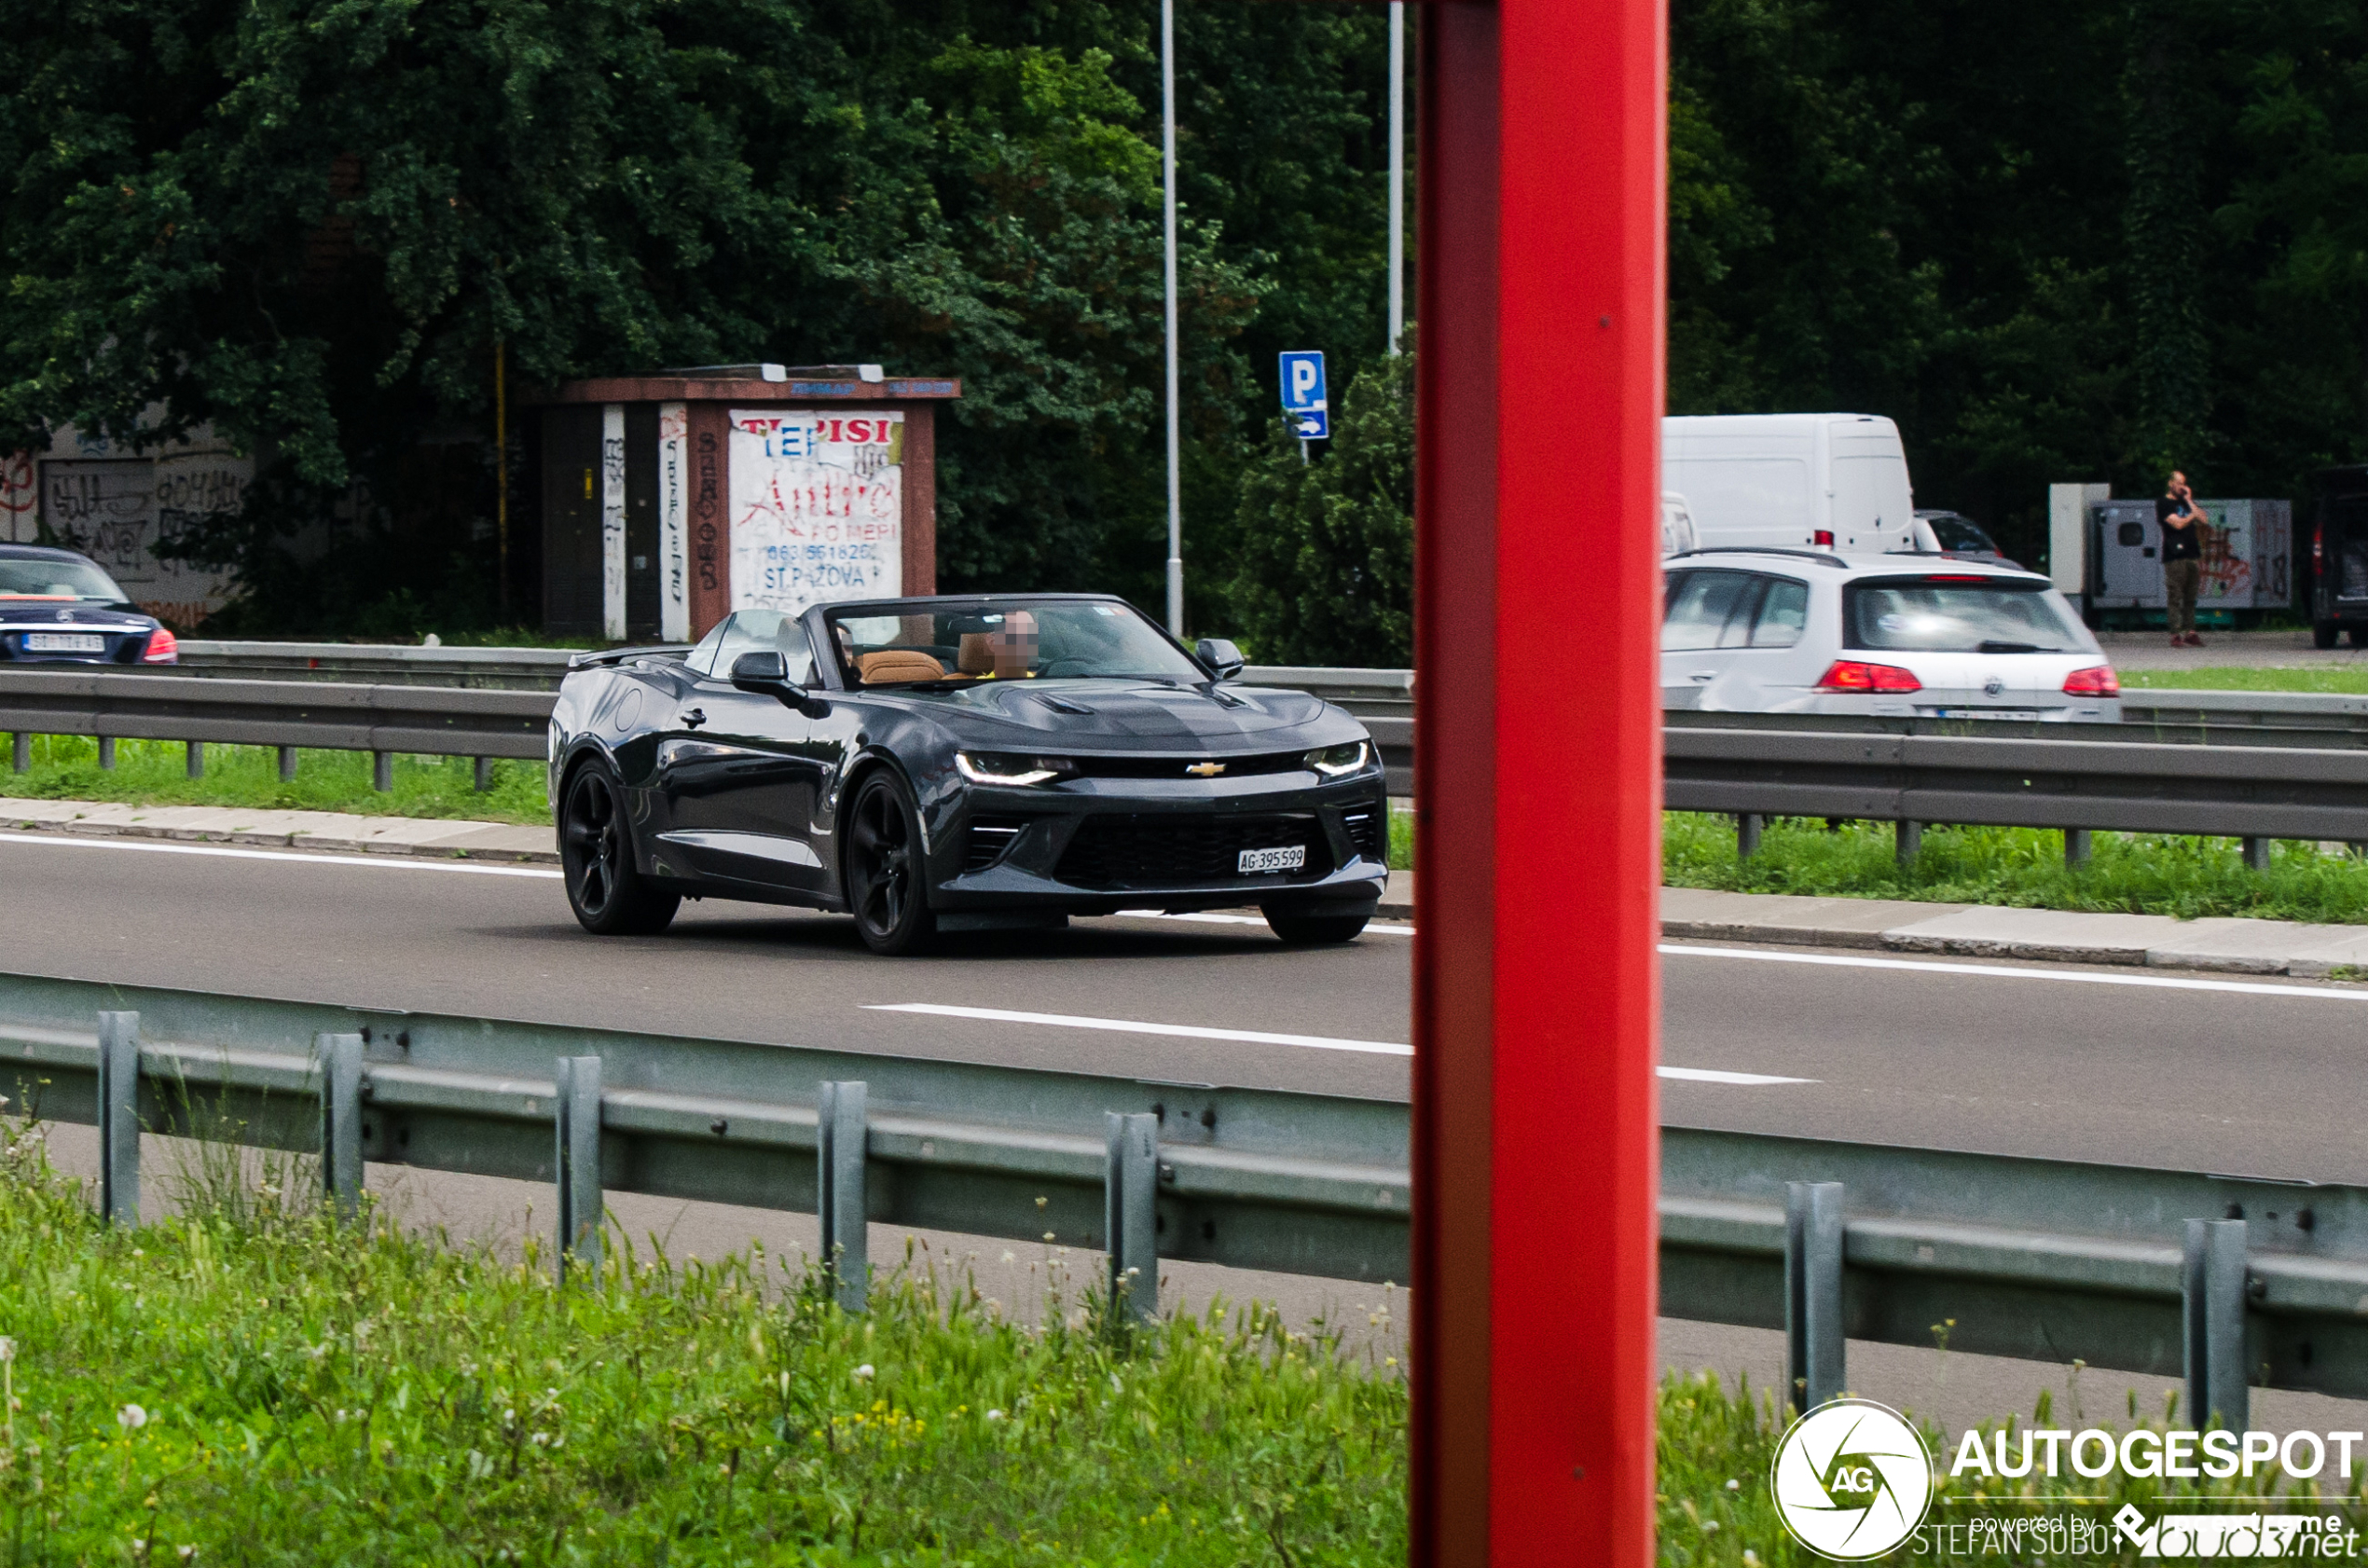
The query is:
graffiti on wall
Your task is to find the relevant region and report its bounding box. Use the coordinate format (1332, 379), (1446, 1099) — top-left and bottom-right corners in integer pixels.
(657, 402), (689, 640)
(36, 452), (247, 626)
(727, 409), (902, 616)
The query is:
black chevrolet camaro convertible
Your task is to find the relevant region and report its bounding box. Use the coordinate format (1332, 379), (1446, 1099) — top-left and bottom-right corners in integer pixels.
(547, 594), (1389, 954)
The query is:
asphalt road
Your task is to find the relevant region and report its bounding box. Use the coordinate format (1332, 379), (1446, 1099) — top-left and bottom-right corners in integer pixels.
(7, 831), (2368, 1179)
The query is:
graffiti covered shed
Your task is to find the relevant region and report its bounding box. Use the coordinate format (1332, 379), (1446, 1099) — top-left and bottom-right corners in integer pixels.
(527, 364), (961, 643)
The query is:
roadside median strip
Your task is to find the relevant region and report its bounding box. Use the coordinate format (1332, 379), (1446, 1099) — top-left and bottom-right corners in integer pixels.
(0, 794), (557, 864)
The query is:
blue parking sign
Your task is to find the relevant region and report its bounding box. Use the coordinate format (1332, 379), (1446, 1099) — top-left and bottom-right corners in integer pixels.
(1279, 351), (1329, 440)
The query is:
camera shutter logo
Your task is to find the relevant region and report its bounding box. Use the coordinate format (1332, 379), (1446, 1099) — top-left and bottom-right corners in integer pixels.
(1769, 1398), (1934, 1560)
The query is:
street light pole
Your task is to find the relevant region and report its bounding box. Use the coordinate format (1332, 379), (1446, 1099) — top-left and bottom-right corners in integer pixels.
(1162, 0), (1185, 637)
(1387, 1), (1405, 356)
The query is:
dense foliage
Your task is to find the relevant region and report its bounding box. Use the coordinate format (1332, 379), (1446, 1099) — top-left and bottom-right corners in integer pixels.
(3, 0), (2366, 648)
(1230, 345), (1412, 667)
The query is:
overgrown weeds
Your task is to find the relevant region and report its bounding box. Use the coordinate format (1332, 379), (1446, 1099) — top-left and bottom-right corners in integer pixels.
(0, 1119), (1404, 1563)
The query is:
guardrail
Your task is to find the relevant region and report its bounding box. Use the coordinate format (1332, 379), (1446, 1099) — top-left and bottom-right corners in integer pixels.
(6, 969), (2361, 1417)
(11, 657), (2368, 854)
(177, 640), (579, 692)
(0, 668), (548, 789)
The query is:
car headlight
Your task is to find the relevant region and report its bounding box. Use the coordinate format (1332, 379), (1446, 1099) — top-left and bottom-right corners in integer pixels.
(1305, 741), (1370, 777)
(956, 752), (1072, 786)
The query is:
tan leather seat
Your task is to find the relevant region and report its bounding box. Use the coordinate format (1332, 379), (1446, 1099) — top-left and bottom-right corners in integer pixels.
(957, 633), (996, 675)
(854, 649), (945, 683)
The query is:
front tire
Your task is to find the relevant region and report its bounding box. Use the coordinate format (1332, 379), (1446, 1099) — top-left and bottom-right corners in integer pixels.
(2315, 619), (2341, 649)
(1262, 904), (1371, 945)
(560, 759), (680, 935)
(845, 771), (937, 956)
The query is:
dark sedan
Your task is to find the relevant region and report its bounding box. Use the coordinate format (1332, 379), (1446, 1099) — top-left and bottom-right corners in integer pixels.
(0, 545), (178, 665)
(547, 594), (1388, 953)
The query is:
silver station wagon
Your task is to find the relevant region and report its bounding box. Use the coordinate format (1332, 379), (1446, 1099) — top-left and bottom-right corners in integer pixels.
(1661, 549), (2121, 722)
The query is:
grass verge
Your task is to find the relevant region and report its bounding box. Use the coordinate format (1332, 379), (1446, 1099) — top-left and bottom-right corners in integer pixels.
(1665, 812), (2368, 924)
(2123, 666), (2368, 693)
(0, 736), (550, 824)
(1657, 1370), (2368, 1567)
(0, 1126), (1404, 1563)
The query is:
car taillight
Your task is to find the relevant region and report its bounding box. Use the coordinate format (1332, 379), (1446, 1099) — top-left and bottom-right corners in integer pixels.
(1812, 530), (1836, 547)
(141, 627), (178, 665)
(1814, 660), (1922, 693)
(2062, 665), (2119, 696)
(2315, 526), (2325, 566)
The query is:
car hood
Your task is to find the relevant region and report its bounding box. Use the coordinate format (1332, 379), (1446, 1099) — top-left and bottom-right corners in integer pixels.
(870, 679), (1362, 751)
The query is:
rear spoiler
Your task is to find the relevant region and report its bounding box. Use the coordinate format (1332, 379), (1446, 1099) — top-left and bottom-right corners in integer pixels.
(567, 644), (694, 670)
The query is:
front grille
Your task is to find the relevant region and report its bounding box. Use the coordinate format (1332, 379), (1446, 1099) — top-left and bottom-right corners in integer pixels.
(963, 816), (1026, 872)
(1342, 802), (1385, 861)
(1061, 751), (1311, 779)
(1054, 813), (1331, 888)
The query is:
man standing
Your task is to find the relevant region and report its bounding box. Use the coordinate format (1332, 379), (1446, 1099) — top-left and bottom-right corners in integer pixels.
(2157, 471), (2205, 647)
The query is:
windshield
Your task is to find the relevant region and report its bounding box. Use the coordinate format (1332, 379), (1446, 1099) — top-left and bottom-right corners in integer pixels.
(0, 554), (128, 602)
(823, 599), (1206, 686)
(1925, 515), (1998, 553)
(1845, 578), (2081, 653)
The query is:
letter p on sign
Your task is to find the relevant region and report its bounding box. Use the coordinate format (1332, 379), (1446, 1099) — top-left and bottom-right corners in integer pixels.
(1278, 351), (1329, 440)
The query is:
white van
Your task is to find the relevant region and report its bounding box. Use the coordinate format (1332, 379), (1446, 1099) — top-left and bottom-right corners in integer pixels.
(1661, 414), (1916, 555)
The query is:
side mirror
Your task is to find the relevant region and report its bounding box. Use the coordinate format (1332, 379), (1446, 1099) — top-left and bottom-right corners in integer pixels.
(731, 650), (831, 717)
(1195, 637), (1246, 681)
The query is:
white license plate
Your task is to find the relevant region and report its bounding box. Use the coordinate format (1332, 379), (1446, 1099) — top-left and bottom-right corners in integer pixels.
(1238, 845), (1306, 875)
(21, 633), (104, 653)
(1932, 708), (2041, 722)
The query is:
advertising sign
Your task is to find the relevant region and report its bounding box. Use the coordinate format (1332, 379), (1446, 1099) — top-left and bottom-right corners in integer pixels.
(727, 408), (903, 616)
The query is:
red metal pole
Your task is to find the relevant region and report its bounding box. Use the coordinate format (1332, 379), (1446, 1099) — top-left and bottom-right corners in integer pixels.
(1411, 0), (1666, 1561)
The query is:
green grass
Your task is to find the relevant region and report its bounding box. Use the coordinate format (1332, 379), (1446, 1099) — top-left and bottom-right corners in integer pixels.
(2123, 666), (2368, 694)
(0, 736), (550, 825)
(1387, 805), (1413, 871)
(1657, 1369), (2368, 1568)
(1667, 812), (2368, 924)
(0, 1128), (1404, 1562)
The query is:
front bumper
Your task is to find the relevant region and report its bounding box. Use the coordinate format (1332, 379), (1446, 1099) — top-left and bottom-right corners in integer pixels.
(928, 769), (1390, 915)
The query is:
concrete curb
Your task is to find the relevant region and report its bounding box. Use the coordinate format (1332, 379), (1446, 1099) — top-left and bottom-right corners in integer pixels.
(0, 798), (558, 866)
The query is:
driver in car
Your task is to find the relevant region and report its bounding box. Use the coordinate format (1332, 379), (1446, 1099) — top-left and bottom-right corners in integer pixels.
(979, 610), (1039, 679)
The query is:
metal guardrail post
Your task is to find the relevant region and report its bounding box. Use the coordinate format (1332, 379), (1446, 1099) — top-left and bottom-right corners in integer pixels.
(554, 1055), (603, 1280)
(2242, 836), (2272, 873)
(372, 751), (393, 792)
(185, 741), (203, 779)
(818, 1080), (869, 1312)
(8, 734), (24, 774)
(2064, 828), (2092, 866)
(96, 736), (115, 770)
(277, 747), (296, 782)
(97, 1011), (140, 1227)
(1106, 1111), (1160, 1323)
(2184, 1217), (2250, 1431)
(474, 757), (494, 792)
(1737, 813), (1764, 859)
(317, 1033), (365, 1222)
(1894, 819), (1921, 864)
(1785, 1180), (1845, 1412)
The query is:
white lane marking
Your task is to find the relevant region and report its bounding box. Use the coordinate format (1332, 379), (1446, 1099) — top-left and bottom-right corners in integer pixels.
(0, 830), (561, 878)
(869, 1000), (1412, 1056)
(867, 1000), (1810, 1084)
(1661, 942), (2368, 1001)
(1112, 909), (1416, 934)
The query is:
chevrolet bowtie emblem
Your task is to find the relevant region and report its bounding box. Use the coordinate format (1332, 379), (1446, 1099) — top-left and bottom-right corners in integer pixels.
(1186, 762), (1226, 777)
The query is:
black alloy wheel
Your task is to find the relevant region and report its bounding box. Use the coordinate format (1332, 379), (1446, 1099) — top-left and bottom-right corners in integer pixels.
(560, 760), (680, 935)
(845, 771), (938, 956)
(1261, 904), (1371, 945)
